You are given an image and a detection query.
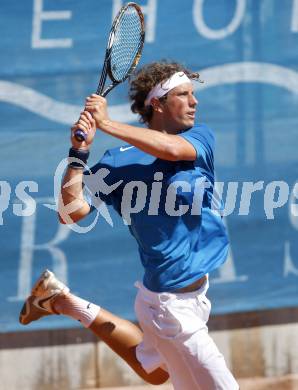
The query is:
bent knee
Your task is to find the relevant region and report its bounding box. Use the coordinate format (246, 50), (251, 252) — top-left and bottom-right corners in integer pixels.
(145, 367), (169, 385)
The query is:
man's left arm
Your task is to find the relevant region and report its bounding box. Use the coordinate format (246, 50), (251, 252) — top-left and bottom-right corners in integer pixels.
(85, 94), (196, 162)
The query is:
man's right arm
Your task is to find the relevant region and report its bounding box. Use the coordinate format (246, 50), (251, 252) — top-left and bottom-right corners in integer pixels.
(58, 111), (96, 224)
(58, 167), (91, 224)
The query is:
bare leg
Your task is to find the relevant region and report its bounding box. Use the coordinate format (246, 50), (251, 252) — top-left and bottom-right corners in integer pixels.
(54, 294), (169, 385)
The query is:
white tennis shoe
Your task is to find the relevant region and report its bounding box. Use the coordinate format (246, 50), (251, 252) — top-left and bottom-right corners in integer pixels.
(19, 269), (69, 325)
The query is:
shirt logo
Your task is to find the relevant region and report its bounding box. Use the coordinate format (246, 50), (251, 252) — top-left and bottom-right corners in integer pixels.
(120, 146), (134, 152)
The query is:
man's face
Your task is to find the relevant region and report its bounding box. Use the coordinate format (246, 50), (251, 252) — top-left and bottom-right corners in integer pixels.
(161, 82), (198, 133)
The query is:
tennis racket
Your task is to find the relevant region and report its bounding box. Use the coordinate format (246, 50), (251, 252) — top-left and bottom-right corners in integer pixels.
(74, 2), (145, 142)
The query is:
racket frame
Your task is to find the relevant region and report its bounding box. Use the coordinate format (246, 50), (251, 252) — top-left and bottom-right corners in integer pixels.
(97, 2), (145, 97)
(74, 2), (145, 142)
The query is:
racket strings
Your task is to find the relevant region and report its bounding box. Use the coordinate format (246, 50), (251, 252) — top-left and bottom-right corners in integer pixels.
(110, 6), (143, 81)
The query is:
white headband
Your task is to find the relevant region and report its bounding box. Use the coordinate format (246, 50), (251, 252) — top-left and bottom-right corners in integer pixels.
(144, 71), (192, 107)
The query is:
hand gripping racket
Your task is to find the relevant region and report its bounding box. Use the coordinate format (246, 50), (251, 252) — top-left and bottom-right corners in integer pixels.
(74, 2), (145, 142)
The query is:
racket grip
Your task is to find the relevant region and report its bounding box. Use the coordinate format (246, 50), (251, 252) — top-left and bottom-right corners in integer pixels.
(74, 129), (87, 142)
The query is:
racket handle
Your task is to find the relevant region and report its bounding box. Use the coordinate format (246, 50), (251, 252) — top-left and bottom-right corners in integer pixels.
(74, 129), (87, 142)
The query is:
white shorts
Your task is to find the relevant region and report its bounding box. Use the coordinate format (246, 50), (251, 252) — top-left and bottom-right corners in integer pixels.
(134, 279), (239, 390)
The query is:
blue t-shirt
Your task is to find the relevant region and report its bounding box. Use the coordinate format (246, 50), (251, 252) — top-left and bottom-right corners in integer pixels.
(83, 124), (229, 292)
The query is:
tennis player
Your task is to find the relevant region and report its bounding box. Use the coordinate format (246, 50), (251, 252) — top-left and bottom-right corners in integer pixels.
(20, 61), (239, 390)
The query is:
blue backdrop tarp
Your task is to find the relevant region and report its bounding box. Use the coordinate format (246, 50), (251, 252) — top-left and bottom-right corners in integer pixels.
(1, 0), (298, 332)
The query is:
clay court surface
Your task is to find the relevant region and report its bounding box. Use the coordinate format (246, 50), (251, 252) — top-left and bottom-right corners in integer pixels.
(93, 374), (298, 390)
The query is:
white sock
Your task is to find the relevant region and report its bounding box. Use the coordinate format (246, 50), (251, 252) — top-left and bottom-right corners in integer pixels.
(54, 293), (101, 328)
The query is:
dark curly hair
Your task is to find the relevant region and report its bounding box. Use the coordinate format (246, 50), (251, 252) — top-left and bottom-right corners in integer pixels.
(129, 61), (201, 125)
